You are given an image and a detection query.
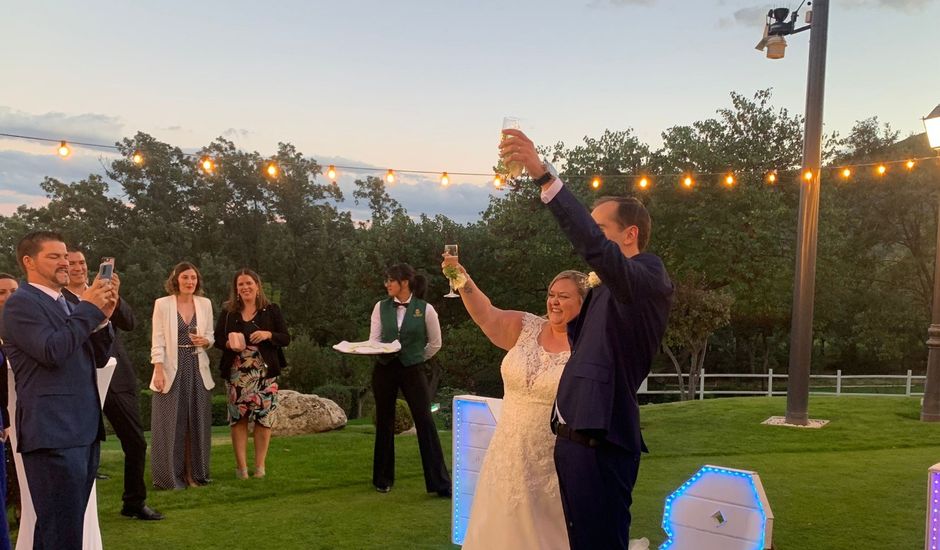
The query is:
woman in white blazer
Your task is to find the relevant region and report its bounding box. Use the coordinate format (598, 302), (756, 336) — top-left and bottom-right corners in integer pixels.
(149, 261), (215, 489)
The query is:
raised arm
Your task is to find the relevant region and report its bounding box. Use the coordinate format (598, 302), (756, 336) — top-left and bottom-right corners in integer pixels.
(444, 260), (524, 351)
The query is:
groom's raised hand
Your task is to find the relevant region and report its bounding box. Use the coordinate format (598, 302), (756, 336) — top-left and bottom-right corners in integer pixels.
(500, 129), (548, 182)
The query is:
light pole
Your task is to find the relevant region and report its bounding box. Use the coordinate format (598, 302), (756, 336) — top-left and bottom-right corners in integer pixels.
(919, 104), (940, 422)
(757, 1), (830, 425)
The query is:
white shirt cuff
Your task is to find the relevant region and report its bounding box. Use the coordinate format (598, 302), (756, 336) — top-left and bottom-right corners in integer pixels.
(540, 178), (563, 204)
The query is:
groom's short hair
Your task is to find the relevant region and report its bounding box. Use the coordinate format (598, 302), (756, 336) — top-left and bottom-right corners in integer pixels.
(593, 196), (651, 252)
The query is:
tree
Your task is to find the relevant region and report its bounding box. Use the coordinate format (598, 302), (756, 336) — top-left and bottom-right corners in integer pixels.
(662, 275), (734, 400)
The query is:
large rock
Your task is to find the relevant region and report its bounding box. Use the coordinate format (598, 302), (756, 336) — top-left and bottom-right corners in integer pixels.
(269, 390), (347, 436)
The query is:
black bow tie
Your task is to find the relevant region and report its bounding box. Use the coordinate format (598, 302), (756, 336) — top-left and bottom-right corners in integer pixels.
(393, 302), (407, 308)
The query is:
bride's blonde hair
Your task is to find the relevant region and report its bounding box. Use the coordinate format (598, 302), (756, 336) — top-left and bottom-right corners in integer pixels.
(548, 270), (588, 301)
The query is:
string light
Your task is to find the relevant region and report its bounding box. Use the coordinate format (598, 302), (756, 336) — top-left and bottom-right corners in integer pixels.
(201, 157), (215, 174)
(265, 162), (279, 178)
(3, 131), (938, 193)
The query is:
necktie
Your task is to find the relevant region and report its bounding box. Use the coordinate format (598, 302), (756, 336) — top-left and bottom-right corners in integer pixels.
(393, 302), (407, 308)
(56, 294), (71, 315)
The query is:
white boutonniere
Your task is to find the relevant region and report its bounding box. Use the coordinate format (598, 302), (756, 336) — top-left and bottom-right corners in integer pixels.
(586, 271), (601, 288)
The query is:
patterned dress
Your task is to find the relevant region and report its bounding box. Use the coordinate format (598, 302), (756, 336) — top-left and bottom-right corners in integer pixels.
(462, 313), (570, 550)
(150, 314), (213, 489)
(226, 344), (278, 427)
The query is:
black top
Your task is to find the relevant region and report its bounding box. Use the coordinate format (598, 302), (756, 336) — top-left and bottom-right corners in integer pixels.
(213, 303), (290, 379)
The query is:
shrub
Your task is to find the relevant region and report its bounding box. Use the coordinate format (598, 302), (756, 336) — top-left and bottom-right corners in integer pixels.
(433, 386), (472, 430)
(371, 398), (414, 434)
(138, 389), (229, 427)
(313, 383), (365, 419)
(280, 332), (373, 394)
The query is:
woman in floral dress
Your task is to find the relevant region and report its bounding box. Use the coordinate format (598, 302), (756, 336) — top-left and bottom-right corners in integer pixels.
(214, 268), (290, 479)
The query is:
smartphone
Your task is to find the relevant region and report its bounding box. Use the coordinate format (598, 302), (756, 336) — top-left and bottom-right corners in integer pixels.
(98, 257), (115, 280)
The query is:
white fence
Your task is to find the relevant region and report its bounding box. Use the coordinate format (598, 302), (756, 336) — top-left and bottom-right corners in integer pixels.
(640, 369), (926, 400)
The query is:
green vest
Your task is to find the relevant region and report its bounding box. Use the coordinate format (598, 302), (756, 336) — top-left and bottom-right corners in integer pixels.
(377, 297), (429, 367)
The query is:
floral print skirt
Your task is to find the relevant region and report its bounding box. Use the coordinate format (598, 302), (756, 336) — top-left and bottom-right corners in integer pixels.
(226, 347), (279, 428)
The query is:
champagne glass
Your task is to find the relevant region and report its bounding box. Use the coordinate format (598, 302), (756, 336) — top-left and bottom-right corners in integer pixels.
(500, 117), (524, 179)
(443, 244), (459, 298)
(189, 325), (200, 355)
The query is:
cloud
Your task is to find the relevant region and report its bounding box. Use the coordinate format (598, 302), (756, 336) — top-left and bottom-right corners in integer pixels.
(329, 173), (497, 225)
(718, 6), (770, 29)
(842, 0), (934, 12)
(0, 149), (114, 209)
(221, 127), (253, 140)
(0, 107), (124, 146)
(587, 0), (655, 7)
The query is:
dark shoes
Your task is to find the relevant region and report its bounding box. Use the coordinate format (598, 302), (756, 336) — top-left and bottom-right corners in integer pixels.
(121, 505), (165, 521)
(375, 485), (392, 493)
(436, 487), (452, 498)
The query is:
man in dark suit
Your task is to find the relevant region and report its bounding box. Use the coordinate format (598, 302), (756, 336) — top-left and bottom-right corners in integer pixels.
(0, 272), (18, 549)
(64, 248), (163, 521)
(0, 231), (117, 549)
(501, 130), (674, 549)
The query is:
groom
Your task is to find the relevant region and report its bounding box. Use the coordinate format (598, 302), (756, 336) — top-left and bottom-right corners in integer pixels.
(501, 130), (673, 549)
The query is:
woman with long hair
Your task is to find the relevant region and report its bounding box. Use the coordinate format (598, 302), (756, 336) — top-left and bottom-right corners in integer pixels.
(214, 268), (290, 479)
(149, 261), (215, 489)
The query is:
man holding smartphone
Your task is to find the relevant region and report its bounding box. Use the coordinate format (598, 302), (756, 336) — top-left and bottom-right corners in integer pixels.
(1, 231), (117, 548)
(65, 247), (163, 521)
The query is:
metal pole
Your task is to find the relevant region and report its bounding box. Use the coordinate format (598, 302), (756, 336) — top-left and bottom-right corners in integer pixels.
(921, 191), (940, 421)
(785, 0), (829, 425)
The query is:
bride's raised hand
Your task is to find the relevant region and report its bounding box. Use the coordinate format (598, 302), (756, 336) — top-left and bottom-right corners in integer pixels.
(441, 253), (467, 276)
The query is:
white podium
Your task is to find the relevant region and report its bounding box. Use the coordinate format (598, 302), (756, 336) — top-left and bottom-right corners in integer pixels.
(660, 465), (773, 550)
(450, 395), (502, 546)
(7, 358), (115, 550)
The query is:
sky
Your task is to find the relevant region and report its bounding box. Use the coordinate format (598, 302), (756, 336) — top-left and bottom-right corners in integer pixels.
(1, 0), (938, 222)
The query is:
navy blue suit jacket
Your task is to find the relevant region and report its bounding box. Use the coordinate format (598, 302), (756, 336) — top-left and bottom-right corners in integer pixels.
(548, 186), (673, 453)
(0, 282), (112, 453)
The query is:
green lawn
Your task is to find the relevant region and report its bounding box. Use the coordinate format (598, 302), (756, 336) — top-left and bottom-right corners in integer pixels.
(33, 396), (940, 549)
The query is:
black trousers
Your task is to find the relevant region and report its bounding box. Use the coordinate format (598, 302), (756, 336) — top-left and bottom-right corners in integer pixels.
(554, 436), (641, 550)
(23, 442), (99, 550)
(103, 389), (148, 509)
(371, 359), (451, 492)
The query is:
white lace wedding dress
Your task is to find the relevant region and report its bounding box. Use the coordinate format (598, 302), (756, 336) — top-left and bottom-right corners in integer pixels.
(462, 313), (570, 550)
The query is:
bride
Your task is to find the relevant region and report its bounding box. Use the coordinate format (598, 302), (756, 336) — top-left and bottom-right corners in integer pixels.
(445, 259), (586, 550)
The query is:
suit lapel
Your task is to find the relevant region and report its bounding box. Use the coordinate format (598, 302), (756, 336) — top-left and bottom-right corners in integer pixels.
(25, 283), (69, 322)
(567, 287), (595, 345)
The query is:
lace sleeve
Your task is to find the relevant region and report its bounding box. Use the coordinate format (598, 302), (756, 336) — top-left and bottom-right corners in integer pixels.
(518, 313), (544, 346)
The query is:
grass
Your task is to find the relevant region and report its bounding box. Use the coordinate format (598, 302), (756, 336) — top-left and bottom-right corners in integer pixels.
(24, 396), (940, 549)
